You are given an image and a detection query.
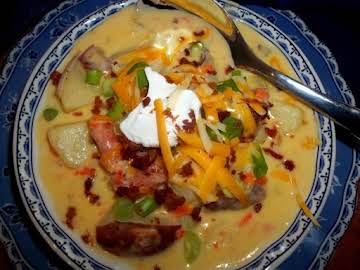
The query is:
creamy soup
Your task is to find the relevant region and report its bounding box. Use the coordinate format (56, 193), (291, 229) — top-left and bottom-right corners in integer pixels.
(35, 4), (318, 270)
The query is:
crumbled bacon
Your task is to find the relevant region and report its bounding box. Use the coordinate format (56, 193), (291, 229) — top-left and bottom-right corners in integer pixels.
(263, 148), (283, 160)
(142, 97), (151, 107)
(179, 36), (185, 42)
(265, 126), (277, 138)
(283, 160), (295, 171)
(92, 152), (100, 160)
(230, 148), (236, 163)
(218, 110), (230, 122)
(154, 184), (168, 205)
(154, 265), (161, 270)
(179, 57), (200, 67)
(122, 147), (158, 170)
(116, 186), (142, 202)
(154, 184), (186, 211)
(184, 48), (190, 56)
(81, 232), (92, 245)
(164, 75), (174, 83)
(208, 81), (217, 90)
(163, 108), (175, 121)
(193, 30), (205, 36)
(50, 70), (62, 86)
(72, 111), (83, 117)
(84, 176), (100, 204)
(225, 65), (235, 75)
(91, 96), (103, 114)
(65, 207), (76, 229)
(240, 135), (255, 143)
(191, 206), (202, 222)
(254, 203), (262, 213)
(106, 96), (116, 110)
(182, 110), (196, 133)
(179, 162), (193, 177)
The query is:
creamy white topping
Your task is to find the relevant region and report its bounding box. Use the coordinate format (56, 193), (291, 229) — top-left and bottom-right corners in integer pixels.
(120, 67), (201, 147)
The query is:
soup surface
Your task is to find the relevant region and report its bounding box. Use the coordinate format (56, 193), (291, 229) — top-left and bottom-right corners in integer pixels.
(35, 4), (318, 270)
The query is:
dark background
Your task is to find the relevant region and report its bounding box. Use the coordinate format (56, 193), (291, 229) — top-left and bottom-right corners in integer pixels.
(0, 0), (360, 269)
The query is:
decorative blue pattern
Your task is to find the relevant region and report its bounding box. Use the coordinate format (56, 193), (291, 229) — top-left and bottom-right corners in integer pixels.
(0, 0), (358, 269)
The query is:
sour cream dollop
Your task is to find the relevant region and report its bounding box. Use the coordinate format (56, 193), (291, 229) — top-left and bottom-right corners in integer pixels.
(120, 67), (201, 147)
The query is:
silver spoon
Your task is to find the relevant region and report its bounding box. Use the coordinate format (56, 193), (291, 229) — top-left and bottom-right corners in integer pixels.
(148, 0), (360, 139)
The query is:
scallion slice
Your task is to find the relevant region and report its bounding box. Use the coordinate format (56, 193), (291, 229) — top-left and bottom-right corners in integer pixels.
(85, 69), (102, 86)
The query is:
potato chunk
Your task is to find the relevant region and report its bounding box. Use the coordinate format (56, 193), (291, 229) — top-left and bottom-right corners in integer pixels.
(48, 122), (91, 168)
(56, 55), (101, 112)
(270, 102), (303, 134)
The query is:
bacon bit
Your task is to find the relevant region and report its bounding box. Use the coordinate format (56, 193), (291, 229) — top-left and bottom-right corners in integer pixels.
(225, 156), (230, 169)
(265, 126), (277, 138)
(142, 97), (151, 107)
(163, 108), (175, 121)
(193, 30), (205, 36)
(179, 36), (185, 42)
(92, 152), (100, 160)
(164, 189), (186, 211)
(116, 186), (142, 202)
(91, 96), (103, 114)
(154, 184), (168, 205)
(182, 110), (196, 133)
(179, 57), (200, 67)
(263, 148), (283, 160)
(208, 81), (217, 90)
(202, 64), (217, 75)
(240, 135), (255, 143)
(106, 96), (116, 110)
(283, 160), (295, 171)
(179, 161), (193, 177)
(230, 148), (236, 163)
(254, 202), (262, 213)
(255, 176), (267, 186)
(164, 75), (174, 84)
(218, 110), (230, 122)
(154, 265), (161, 270)
(241, 172), (255, 184)
(50, 70), (62, 86)
(254, 88), (269, 102)
(225, 65), (234, 75)
(81, 232), (92, 245)
(191, 206), (202, 222)
(176, 227), (185, 239)
(238, 212), (253, 227)
(75, 167), (96, 176)
(231, 169), (236, 175)
(173, 18), (179, 24)
(84, 176), (100, 204)
(72, 111), (83, 117)
(65, 207), (76, 229)
(173, 203), (192, 217)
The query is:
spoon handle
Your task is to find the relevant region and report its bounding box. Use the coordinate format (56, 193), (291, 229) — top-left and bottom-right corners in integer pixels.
(247, 62), (360, 139)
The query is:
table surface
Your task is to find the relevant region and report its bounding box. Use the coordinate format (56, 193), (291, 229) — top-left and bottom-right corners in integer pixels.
(1, 0), (360, 269)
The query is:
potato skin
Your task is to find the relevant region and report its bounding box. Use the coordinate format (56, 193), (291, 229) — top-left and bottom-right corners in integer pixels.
(48, 121), (92, 168)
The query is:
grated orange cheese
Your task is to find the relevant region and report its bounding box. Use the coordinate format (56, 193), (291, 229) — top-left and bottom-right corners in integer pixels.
(178, 146), (211, 169)
(199, 156), (224, 202)
(271, 169), (290, 182)
(217, 168), (248, 205)
(154, 99), (174, 175)
(289, 175), (320, 227)
(234, 103), (257, 135)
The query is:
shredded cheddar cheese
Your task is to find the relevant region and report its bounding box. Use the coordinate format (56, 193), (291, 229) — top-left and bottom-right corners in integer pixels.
(234, 103), (257, 135)
(199, 156), (224, 202)
(154, 99), (174, 175)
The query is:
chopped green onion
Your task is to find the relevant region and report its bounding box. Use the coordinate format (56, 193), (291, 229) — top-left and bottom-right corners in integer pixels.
(137, 69), (149, 91)
(231, 69), (242, 77)
(206, 126), (218, 141)
(252, 144), (268, 179)
(43, 108), (58, 121)
(221, 116), (243, 140)
(134, 196), (158, 217)
(217, 78), (240, 92)
(189, 41), (205, 61)
(103, 78), (116, 97)
(107, 100), (124, 121)
(114, 198), (134, 221)
(85, 69), (102, 86)
(184, 231), (201, 264)
(127, 61), (148, 74)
